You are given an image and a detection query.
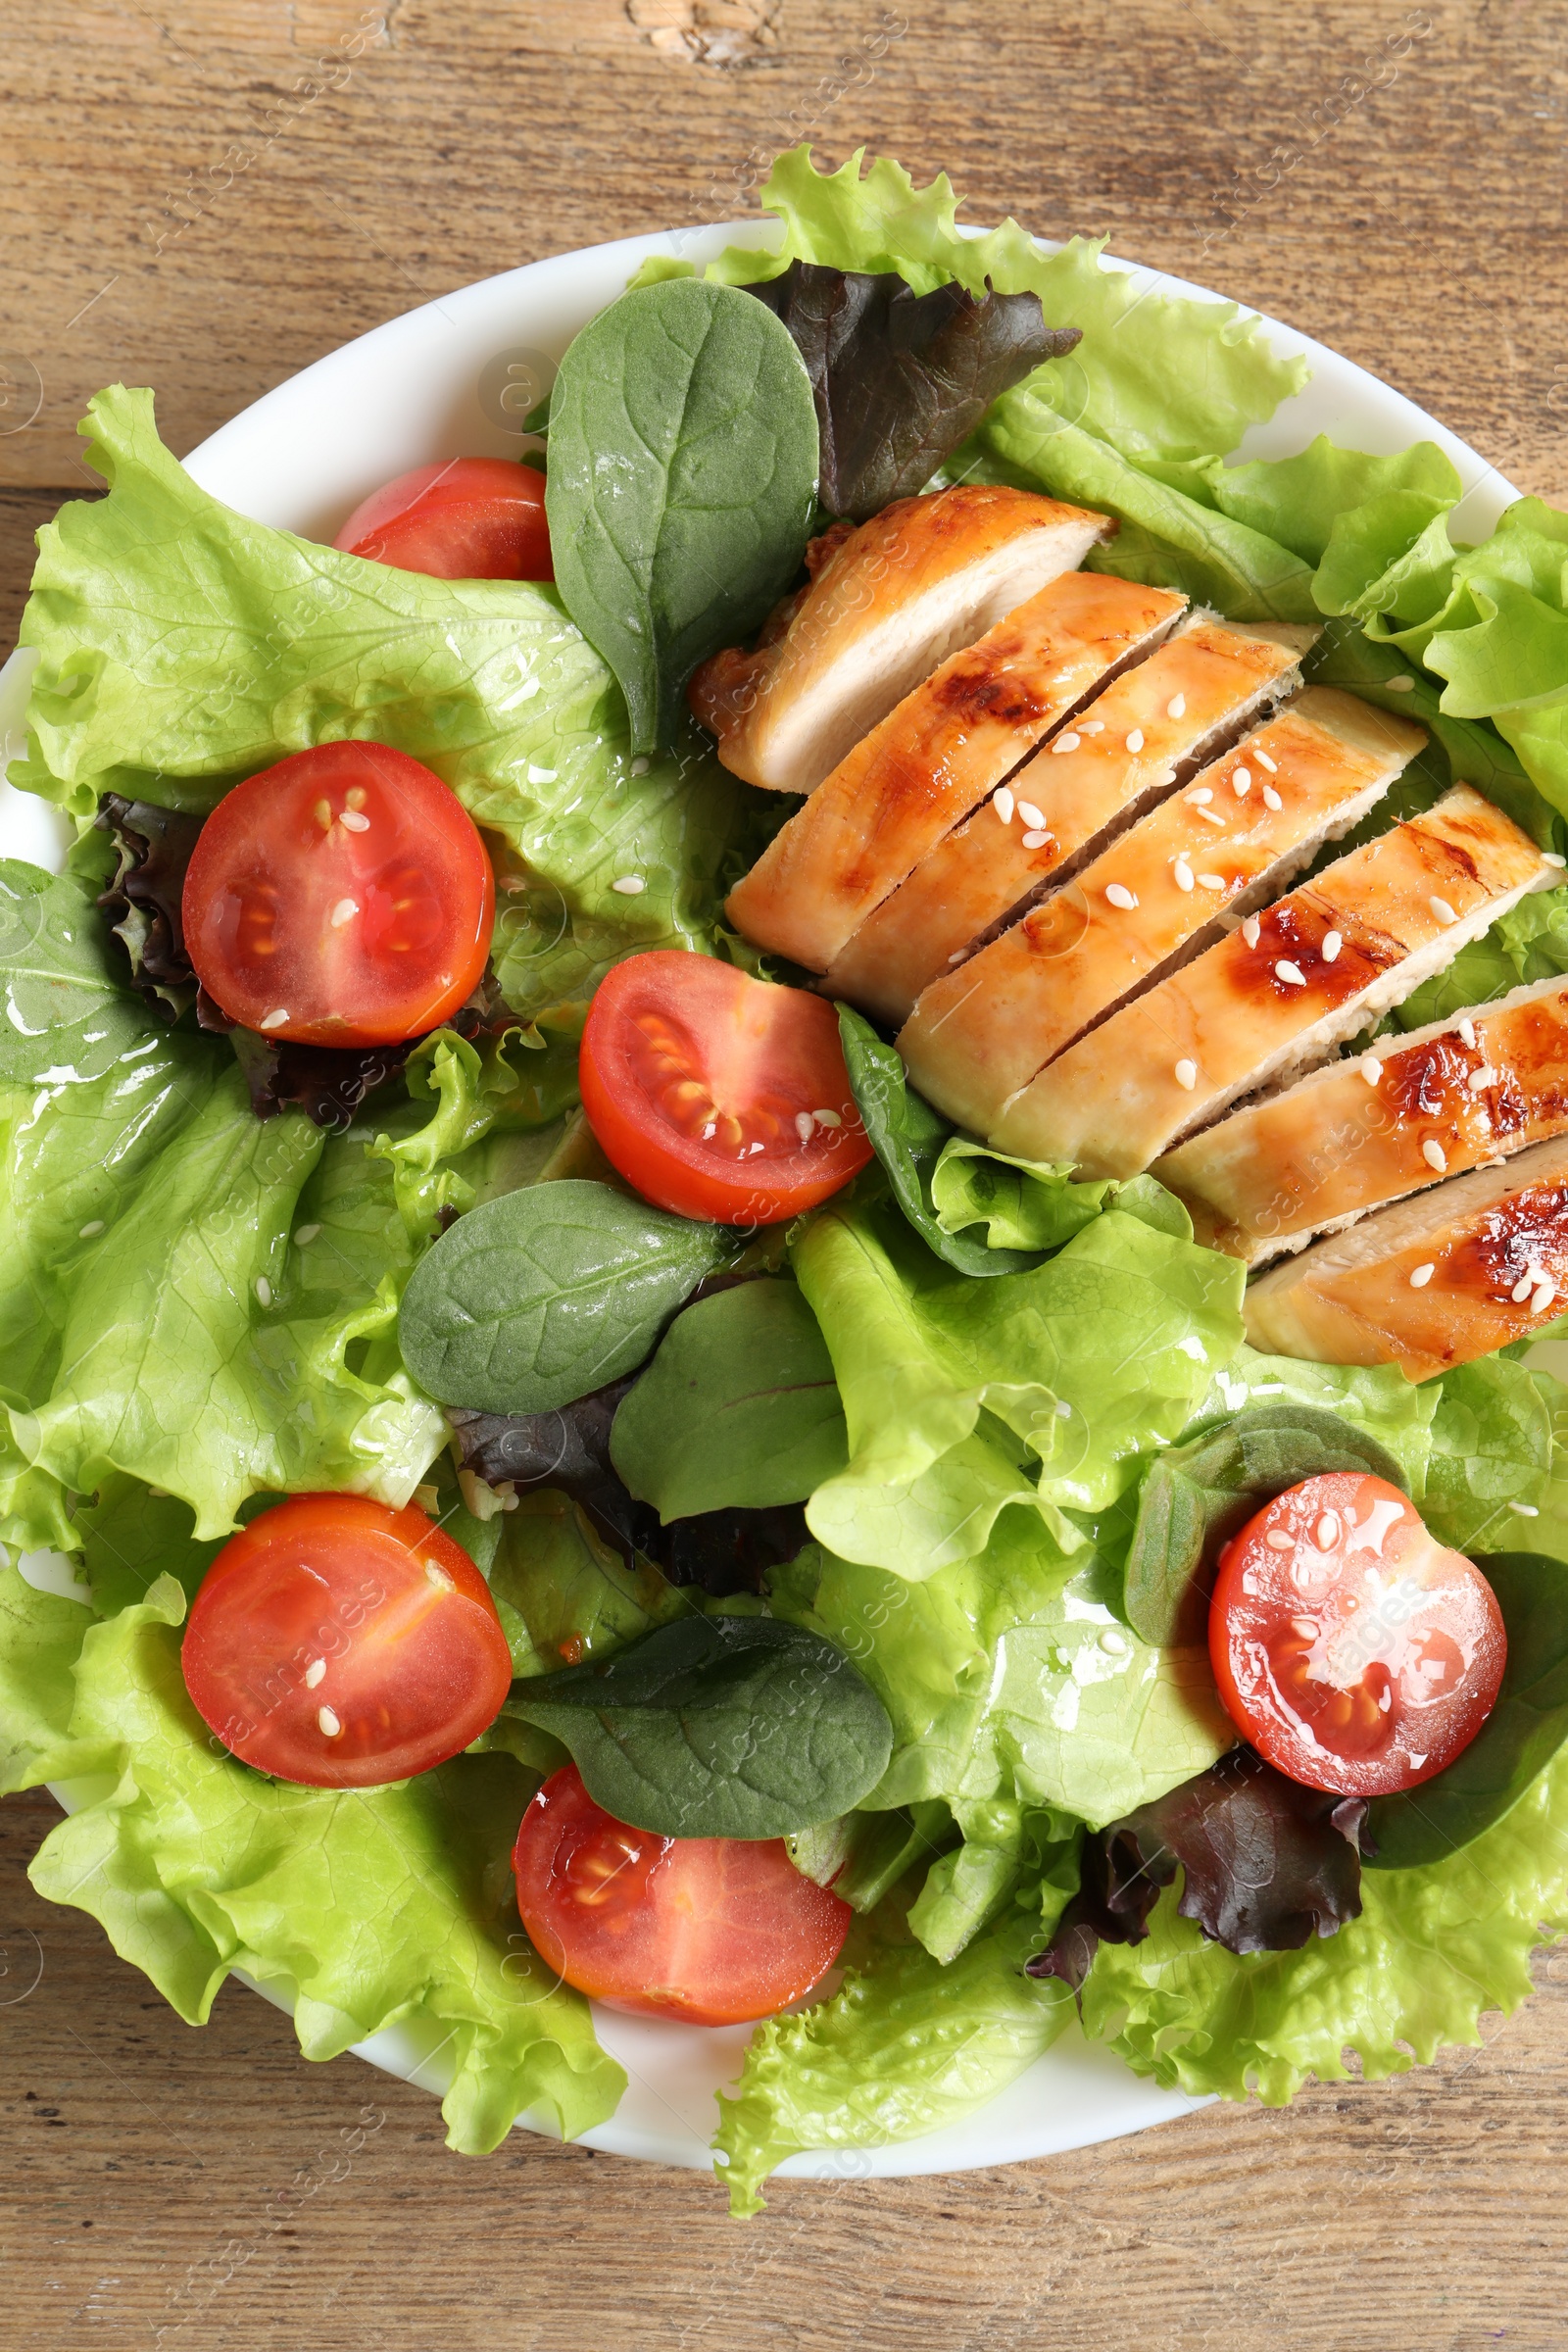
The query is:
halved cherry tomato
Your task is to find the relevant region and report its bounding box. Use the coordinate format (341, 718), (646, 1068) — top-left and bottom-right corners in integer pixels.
(1208, 1472), (1505, 1798)
(578, 953), (872, 1223)
(182, 742), (495, 1047)
(513, 1764), (851, 2026)
(182, 1494), (513, 1788)
(334, 457), (553, 581)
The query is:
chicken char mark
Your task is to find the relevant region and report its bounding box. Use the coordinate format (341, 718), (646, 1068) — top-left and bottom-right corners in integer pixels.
(1444, 1179), (1568, 1300)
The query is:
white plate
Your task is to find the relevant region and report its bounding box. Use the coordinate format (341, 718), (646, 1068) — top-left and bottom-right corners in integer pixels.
(0, 220), (1523, 2182)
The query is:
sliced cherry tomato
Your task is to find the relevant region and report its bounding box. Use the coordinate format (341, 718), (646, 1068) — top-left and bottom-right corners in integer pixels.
(182, 742), (495, 1047)
(578, 952), (872, 1223)
(512, 1764), (851, 2026)
(333, 457), (553, 581)
(1208, 1472), (1505, 1797)
(182, 1494), (513, 1788)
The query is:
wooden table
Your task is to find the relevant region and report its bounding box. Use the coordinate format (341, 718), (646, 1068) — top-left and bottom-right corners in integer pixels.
(4, 4), (1568, 2343)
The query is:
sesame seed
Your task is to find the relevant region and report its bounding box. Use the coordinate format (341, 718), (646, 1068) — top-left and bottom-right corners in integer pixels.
(611, 875), (646, 895)
(1314, 1511), (1342, 1549)
(1265, 1529), (1295, 1551)
(1429, 896), (1458, 926)
(1534, 1279), (1558, 1314)
(329, 897), (359, 928)
(305, 1657), (326, 1689)
(1080, 719), (1105, 735)
(1511, 1501), (1541, 1516)
(78, 1220), (104, 1239)
(1191, 787), (1213, 805)
(255, 1276), (272, 1307)
(1386, 675), (1416, 693)
(1099, 1628), (1128, 1656)
(1361, 1054), (1382, 1085)
(318, 1705), (342, 1737)
(1467, 1065), (1495, 1092)
(1528, 1259), (1547, 1287)
(1050, 733), (1081, 757)
(339, 808), (371, 833)
(995, 786), (1016, 823)
(814, 1107), (843, 1128)
(1022, 829), (1050, 849)
(260, 1008), (289, 1031)
(1104, 883), (1139, 909)
(795, 1112), (815, 1143)
(947, 950), (967, 964)
(1197, 807), (1226, 826)
(425, 1561), (455, 1592)
(1422, 1140), (1447, 1173)
(629, 756), (651, 776)
(1457, 1017), (1477, 1048)
(1174, 1057), (1198, 1091)
(1322, 930), (1343, 962)
(1254, 749), (1279, 774)
(1017, 800), (1046, 829)
(1242, 914), (1261, 948)
(1198, 872), (1226, 891)
(1232, 766), (1251, 798)
(1275, 959), (1306, 986)
(1125, 729), (1145, 753)
(1408, 1263), (1436, 1289)
(1167, 694), (1187, 718)
(1173, 858), (1195, 892)
(1261, 785), (1283, 811)
(1544, 852), (1567, 868)
(1512, 1274), (1536, 1302)
(294, 1224), (320, 1247)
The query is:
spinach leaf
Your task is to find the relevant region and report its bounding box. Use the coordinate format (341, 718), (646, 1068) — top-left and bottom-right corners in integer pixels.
(397, 1178), (731, 1415)
(0, 858), (154, 1084)
(1120, 1404), (1410, 1648)
(544, 278), (819, 754)
(609, 1279), (848, 1520)
(1364, 1550), (1568, 1870)
(505, 1614), (894, 1838)
(742, 261), (1081, 522)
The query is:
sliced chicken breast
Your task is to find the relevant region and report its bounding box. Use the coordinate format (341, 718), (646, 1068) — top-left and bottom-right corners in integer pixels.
(823, 615), (1318, 1024)
(1157, 968), (1568, 1264)
(724, 571), (1186, 973)
(688, 485), (1113, 796)
(897, 686), (1416, 1138)
(991, 785), (1551, 1179)
(1244, 1133), (1568, 1380)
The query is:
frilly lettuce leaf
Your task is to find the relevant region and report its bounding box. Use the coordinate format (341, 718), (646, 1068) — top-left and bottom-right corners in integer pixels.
(0, 1566), (622, 2153)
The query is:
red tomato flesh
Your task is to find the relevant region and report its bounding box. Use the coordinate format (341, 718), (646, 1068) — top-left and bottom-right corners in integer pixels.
(513, 1764), (851, 2026)
(1208, 1472), (1505, 1797)
(182, 1494), (513, 1788)
(334, 457), (553, 581)
(578, 953), (872, 1224)
(182, 742), (495, 1047)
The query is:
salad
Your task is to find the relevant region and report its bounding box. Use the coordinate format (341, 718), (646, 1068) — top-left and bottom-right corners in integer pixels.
(5, 148), (1568, 2220)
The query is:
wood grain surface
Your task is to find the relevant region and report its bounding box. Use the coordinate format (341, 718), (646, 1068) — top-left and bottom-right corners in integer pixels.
(4, 4), (1568, 2345)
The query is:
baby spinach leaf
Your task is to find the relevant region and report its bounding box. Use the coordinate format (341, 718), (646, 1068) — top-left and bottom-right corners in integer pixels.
(1120, 1404), (1410, 1649)
(742, 261), (1081, 522)
(544, 278), (819, 754)
(397, 1178), (731, 1415)
(1364, 1550), (1568, 1871)
(610, 1279), (848, 1520)
(505, 1614), (894, 1838)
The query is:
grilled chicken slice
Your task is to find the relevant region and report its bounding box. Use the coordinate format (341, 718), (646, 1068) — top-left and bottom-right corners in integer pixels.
(688, 485), (1113, 796)
(1157, 969), (1568, 1264)
(1243, 1133), (1568, 1379)
(724, 572), (1186, 973)
(898, 686), (1412, 1139)
(823, 615), (1317, 1025)
(991, 785), (1551, 1179)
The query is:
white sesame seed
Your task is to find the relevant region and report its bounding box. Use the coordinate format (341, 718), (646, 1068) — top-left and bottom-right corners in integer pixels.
(1408, 1263), (1436, 1289)
(1467, 1065), (1495, 1092)
(1254, 749), (1279, 774)
(1173, 858), (1195, 892)
(795, 1112), (815, 1143)
(1275, 960), (1306, 986)
(1017, 800), (1046, 829)
(255, 1275), (272, 1307)
(1544, 852), (1567, 868)
(1322, 930), (1343, 962)
(1386, 675), (1416, 693)
(1528, 1260), (1547, 1287)
(294, 1224), (320, 1247)
(78, 1220), (104, 1239)
(318, 1705), (342, 1737)
(1197, 807), (1226, 826)
(1080, 719), (1105, 735)
(1534, 1280), (1558, 1314)
(1099, 1628), (1128, 1656)
(1265, 1529), (1295, 1551)
(1167, 694), (1187, 718)
(329, 897), (359, 928)
(814, 1107), (843, 1128)
(1512, 1274), (1536, 1303)
(1511, 1501), (1541, 1516)
(1232, 766), (1251, 798)
(1174, 1057), (1198, 1091)
(338, 809), (370, 832)
(629, 756), (651, 776)
(1198, 872), (1226, 891)
(1422, 1140), (1447, 1173)
(1315, 1513), (1341, 1549)
(947, 950), (967, 964)
(1261, 785), (1283, 811)
(1242, 914), (1261, 948)
(1191, 787), (1213, 804)
(1457, 1017), (1477, 1048)
(994, 786), (1016, 823)
(1105, 882), (1139, 909)
(1361, 1054), (1382, 1085)
(1022, 829), (1050, 849)
(1125, 729), (1145, 753)
(260, 1008), (289, 1031)
(425, 1561), (455, 1592)
(1429, 896), (1458, 926)
(612, 875), (646, 895)
(305, 1657), (326, 1689)
(1050, 733), (1081, 757)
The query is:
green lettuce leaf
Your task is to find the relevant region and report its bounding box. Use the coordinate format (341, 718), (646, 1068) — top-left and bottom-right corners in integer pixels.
(1, 1565), (622, 2153)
